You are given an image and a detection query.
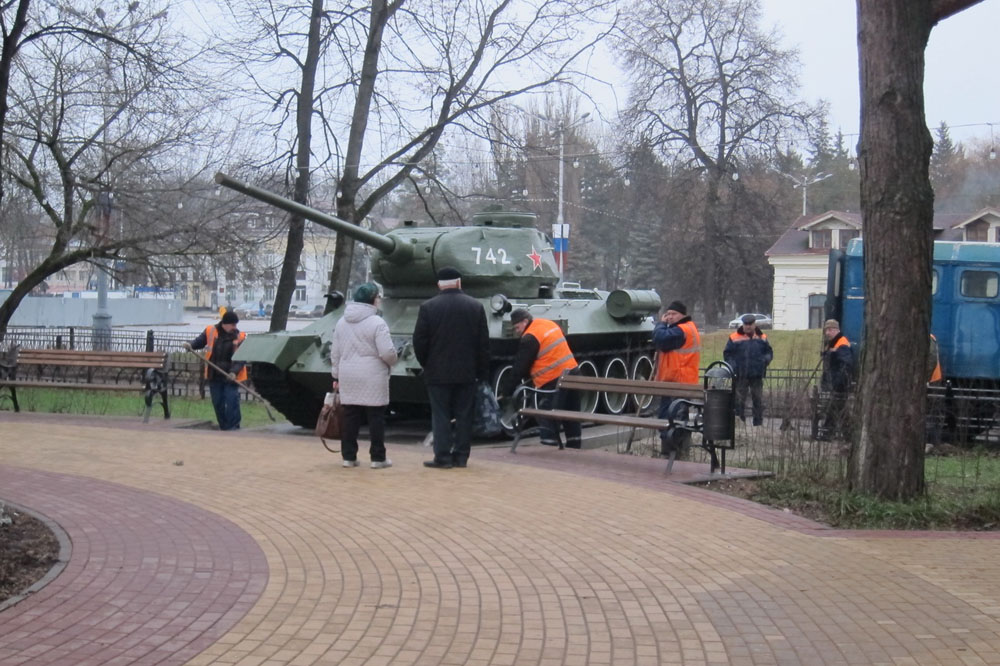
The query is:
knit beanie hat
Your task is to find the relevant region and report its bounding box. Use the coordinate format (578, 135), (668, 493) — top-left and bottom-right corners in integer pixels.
(221, 310), (239, 325)
(665, 300), (687, 315)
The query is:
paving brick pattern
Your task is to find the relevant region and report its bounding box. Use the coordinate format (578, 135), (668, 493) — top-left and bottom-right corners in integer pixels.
(0, 467), (268, 665)
(1, 413), (999, 665)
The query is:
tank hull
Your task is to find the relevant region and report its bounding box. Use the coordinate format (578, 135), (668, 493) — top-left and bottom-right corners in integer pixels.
(237, 291), (658, 428)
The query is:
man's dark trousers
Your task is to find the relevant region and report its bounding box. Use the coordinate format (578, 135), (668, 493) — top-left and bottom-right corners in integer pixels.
(735, 377), (765, 425)
(208, 379), (241, 430)
(535, 375), (582, 448)
(427, 383), (476, 465)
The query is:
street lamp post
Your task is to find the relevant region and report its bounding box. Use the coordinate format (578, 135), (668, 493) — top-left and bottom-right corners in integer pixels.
(777, 170), (833, 216)
(527, 111), (590, 279)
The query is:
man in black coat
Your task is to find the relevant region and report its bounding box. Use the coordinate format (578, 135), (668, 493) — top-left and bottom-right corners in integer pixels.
(412, 267), (490, 468)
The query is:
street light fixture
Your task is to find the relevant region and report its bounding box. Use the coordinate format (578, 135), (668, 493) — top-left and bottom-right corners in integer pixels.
(776, 170), (833, 216)
(525, 110), (591, 279)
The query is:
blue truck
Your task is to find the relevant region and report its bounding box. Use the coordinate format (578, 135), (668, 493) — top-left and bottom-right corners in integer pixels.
(822, 239), (1000, 442)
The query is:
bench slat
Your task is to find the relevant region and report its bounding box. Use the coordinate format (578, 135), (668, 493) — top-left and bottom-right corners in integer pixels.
(16, 359), (163, 369)
(518, 408), (674, 430)
(558, 375), (704, 400)
(0, 380), (140, 391)
(17, 350), (167, 369)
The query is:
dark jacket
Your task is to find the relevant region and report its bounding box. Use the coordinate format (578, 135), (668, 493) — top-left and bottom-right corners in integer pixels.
(412, 288), (490, 385)
(723, 325), (773, 379)
(189, 324), (245, 381)
(821, 333), (854, 393)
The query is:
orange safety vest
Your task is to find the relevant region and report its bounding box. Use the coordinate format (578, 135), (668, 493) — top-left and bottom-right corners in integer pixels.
(929, 334), (943, 383)
(203, 325), (248, 382)
(728, 330), (768, 343)
(830, 336), (850, 352)
(525, 318), (578, 387)
(656, 320), (701, 384)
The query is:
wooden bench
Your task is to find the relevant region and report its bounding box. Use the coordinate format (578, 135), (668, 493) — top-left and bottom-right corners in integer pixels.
(510, 370), (736, 474)
(0, 348), (170, 422)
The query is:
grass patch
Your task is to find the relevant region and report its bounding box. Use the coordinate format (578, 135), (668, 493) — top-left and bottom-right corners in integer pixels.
(723, 455), (1000, 530)
(701, 328), (824, 370)
(1, 387), (283, 428)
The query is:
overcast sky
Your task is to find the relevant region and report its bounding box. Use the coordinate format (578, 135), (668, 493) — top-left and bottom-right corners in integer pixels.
(758, 0), (1000, 149)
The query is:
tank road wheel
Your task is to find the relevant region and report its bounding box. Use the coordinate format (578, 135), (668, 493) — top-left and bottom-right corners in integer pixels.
(576, 360), (600, 414)
(601, 357), (629, 414)
(630, 354), (655, 411)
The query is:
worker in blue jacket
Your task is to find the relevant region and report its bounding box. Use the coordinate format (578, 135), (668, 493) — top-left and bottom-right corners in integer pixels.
(723, 314), (773, 426)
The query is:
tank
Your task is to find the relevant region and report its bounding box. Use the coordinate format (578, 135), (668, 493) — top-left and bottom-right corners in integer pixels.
(216, 172), (661, 428)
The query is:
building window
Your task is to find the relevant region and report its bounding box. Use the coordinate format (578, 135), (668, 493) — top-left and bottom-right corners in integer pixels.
(811, 229), (832, 249)
(961, 270), (998, 298)
(808, 294), (826, 329)
(966, 220), (989, 242)
(294, 286), (306, 301)
(839, 229), (860, 249)
(995, 226), (1000, 243)
(244, 288), (253, 301)
(296, 269), (306, 280)
(265, 286), (275, 300)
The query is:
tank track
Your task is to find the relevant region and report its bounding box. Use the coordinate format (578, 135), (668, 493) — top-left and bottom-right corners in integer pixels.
(249, 362), (324, 428)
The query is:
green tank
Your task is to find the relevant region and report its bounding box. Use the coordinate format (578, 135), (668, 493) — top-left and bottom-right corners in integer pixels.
(217, 172), (661, 428)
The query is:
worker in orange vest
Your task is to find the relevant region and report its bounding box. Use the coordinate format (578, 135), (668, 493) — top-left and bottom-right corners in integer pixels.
(819, 318), (854, 441)
(508, 308), (582, 448)
(653, 300), (701, 451)
(185, 309), (247, 430)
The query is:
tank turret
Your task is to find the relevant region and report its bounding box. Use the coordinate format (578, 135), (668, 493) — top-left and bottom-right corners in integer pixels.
(216, 173), (660, 430)
(215, 173), (561, 299)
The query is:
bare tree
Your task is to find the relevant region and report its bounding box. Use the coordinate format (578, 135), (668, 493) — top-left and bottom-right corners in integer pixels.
(227, 0), (615, 311)
(0, 0), (231, 336)
(614, 0), (814, 324)
(851, 0), (984, 500)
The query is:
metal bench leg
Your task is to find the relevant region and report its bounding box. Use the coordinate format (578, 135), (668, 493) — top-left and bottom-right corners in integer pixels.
(665, 448), (677, 474)
(510, 429), (524, 453)
(161, 390), (170, 419)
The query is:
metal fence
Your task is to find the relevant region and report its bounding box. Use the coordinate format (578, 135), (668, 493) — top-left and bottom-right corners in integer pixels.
(1, 326), (258, 401)
(2, 326), (191, 353)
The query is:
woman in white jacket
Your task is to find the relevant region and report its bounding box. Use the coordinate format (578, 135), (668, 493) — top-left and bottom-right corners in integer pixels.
(330, 283), (398, 468)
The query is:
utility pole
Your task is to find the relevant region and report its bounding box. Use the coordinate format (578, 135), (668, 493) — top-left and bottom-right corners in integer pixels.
(526, 111), (590, 279)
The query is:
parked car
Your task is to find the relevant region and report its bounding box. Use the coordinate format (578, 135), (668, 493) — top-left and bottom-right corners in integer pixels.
(232, 301), (262, 319)
(728, 313), (773, 329)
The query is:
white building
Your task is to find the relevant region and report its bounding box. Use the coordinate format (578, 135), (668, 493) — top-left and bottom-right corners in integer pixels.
(766, 208), (1000, 330)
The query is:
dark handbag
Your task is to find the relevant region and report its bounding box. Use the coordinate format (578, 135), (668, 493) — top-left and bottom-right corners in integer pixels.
(316, 391), (343, 452)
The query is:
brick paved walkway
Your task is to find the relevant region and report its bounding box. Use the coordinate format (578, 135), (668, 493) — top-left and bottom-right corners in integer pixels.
(1, 413), (999, 665)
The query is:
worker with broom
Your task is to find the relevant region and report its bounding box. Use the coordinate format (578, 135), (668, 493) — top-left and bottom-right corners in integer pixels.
(184, 309), (246, 430)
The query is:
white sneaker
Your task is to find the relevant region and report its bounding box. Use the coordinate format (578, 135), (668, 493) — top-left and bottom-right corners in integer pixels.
(342, 460), (359, 468)
(370, 459), (392, 469)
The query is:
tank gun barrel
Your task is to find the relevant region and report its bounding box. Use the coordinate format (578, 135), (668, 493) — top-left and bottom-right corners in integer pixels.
(214, 172), (411, 263)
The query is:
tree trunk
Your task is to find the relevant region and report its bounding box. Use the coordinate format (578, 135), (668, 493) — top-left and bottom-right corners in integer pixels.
(850, 0), (936, 500)
(0, 0), (30, 206)
(269, 0), (324, 333)
(327, 0), (396, 297)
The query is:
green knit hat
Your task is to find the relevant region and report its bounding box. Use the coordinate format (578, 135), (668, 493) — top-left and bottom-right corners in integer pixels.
(353, 282), (380, 305)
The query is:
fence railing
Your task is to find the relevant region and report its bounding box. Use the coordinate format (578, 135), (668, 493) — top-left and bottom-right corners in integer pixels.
(1, 326), (260, 401)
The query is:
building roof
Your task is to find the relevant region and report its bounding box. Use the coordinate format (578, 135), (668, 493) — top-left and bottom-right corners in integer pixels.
(765, 208), (1000, 257)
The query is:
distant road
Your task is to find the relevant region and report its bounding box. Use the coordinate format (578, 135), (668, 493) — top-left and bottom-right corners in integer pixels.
(120, 312), (318, 335)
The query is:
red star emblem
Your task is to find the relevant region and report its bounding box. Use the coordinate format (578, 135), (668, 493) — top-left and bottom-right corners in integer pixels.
(527, 246), (542, 270)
